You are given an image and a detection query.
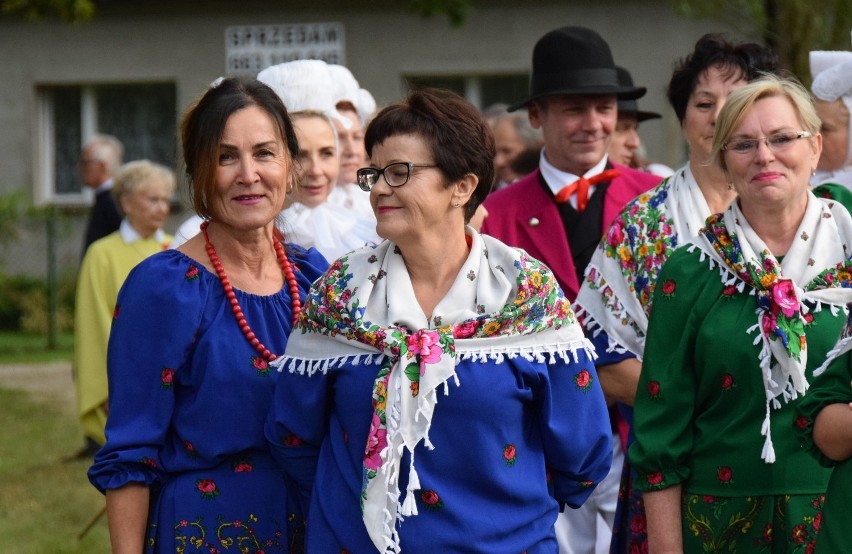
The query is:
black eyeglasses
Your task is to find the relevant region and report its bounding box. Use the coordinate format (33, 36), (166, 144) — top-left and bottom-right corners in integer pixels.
(356, 162), (437, 191)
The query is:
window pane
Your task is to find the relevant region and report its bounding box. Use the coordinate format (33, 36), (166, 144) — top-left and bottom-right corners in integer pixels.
(52, 87), (82, 195)
(404, 75), (466, 97)
(480, 75), (529, 108)
(96, 83), (177, 167)
(402, 74), (528, 110)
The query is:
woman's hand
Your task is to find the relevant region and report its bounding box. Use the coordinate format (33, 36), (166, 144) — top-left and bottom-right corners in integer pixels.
(813, 389), (852, 462)
(106, 483), (150, 554)
(643, 485), (684, 554)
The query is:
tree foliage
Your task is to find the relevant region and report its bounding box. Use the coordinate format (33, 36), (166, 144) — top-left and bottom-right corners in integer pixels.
(1, 0), (94, 23)
(1, 0), (474, 26)
(670, 0), (852, 84)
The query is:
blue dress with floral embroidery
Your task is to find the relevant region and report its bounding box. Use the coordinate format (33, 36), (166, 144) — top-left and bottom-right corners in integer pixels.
(88, 247), (328, 554)
(266, 347), (611, 552)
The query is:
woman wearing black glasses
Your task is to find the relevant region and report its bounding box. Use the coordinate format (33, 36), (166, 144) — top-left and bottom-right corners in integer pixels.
(630, 75), (852, 553)
(265, 88), (612, 553)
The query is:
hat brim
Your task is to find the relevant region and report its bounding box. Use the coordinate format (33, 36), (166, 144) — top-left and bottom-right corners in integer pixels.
(618, 109), (662, 123)
(635, 110), (661, 122)
(508, 85), (646, 112)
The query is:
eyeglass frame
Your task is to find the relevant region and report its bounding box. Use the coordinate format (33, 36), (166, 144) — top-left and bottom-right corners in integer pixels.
(356, 162), (438, 192)
(721, 131), (813, 155)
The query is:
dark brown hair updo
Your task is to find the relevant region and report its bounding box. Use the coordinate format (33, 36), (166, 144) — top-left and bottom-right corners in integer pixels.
(180, 77), (300, 219)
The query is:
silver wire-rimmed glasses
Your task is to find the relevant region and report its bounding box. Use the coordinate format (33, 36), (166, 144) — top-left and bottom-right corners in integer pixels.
(356, 162), (438, 191)
(722, 131), (812, 156)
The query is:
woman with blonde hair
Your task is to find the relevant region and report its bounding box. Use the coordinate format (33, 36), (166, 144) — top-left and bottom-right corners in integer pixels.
(75, 159), (174, 451)
(630, 74), (852, 552)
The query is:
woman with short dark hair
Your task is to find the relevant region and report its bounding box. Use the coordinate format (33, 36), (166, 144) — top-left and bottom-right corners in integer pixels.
(266, 89), (612, 552)
(576, 34), (779, 552)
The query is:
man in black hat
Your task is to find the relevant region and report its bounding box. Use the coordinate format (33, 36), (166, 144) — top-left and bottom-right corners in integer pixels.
(481, 27), (660, 303)
(480, 26), (662, 554)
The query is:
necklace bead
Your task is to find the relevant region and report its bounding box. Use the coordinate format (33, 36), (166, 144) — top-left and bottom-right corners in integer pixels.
(201, 221), (301, 362)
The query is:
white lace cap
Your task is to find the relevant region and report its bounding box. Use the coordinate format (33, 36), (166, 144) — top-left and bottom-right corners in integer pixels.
(257, 60), (351, 129)
(809, 51), (852, 81)
(327, 64), (377, 126)
(812, 58), (852, 102)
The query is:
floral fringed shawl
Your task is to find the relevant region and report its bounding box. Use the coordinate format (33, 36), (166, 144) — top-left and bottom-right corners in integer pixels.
(689, 191), (852, 463)
(274, 228), (594, 553)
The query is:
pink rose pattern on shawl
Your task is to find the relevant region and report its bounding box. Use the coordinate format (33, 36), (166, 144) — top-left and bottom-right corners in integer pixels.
(296, 249), (583, 511)
(583, 181), (679, 342)
(702, 213), (852, 363)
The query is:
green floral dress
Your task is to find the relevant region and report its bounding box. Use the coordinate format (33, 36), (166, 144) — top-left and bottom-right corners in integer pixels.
(797, 333), (852, 553)
(629, 245), (849, 553)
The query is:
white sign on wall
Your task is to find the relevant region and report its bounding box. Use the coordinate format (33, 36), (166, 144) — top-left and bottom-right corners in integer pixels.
(225, 22), (346, 76)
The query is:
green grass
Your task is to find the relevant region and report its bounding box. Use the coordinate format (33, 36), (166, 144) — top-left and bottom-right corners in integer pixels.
(0, 381), (110, 553)
(0, 332), (73, 364)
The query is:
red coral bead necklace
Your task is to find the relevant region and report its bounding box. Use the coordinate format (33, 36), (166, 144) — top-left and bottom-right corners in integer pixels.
(201, 221), (301, 362)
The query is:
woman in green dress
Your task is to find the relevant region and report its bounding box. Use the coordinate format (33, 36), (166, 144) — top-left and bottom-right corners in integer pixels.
(797, 308), (852, 551)
(629, 74), (852, 552)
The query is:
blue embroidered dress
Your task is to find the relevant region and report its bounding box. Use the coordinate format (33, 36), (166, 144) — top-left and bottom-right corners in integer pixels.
(266, 231), (613, 553)
(88, 246), (328, 553)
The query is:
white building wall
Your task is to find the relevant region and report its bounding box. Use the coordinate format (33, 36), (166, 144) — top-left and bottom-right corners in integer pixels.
(0, 0), (741, 273)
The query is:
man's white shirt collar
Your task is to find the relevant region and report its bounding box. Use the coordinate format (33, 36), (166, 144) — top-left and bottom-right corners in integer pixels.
(539, 149), (609, 210)
(95, 179), (114, 194)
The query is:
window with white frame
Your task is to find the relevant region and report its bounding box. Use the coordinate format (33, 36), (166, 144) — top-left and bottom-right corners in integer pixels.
(36, 82), (177, 206)
(403, 73), (529, 111)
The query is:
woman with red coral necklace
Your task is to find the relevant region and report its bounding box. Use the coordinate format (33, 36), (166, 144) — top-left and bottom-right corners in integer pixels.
(89, 77), (328, 554)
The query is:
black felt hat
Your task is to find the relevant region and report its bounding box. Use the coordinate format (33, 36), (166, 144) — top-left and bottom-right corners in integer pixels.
(616, 66), (661, 122)
(509, 26), (646, 111)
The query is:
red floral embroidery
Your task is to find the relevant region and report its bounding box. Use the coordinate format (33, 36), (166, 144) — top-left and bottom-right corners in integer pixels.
(185, 264), (200, 281)
(646, 472), (663, 486)
(722, 285), (737, 297)
(420, 489), (444, 511)
(803, 312), (814, 324)
(806, 541), (817, 554)
(141, 456), (157, 469)
(762, 523), (772, 542)
(282, 434), (303, 447)
(647, 380), (661, 398)
(720, 373), (735, 391)
(717, 466), (733, 484)
(629, 513), (647, 535)
(252, 355), (271, 376)
(813, 512), (822, 533)
(232, 461), (253, 473)
(795, 415), (810, 429)
(575, 369), (592, 392)
(503, 444), (517, 467)
(661, 279), (676, 297)
(196, 479), (219, 499)
(702, 495), (714, 503)
(160, 367), (175, 389)
(183, 440), (197, 457)
(791, 523), (808, 544)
